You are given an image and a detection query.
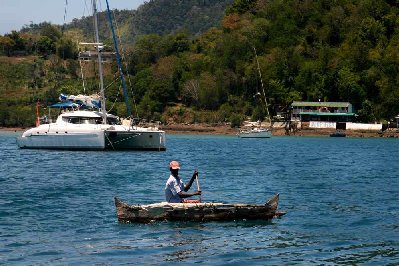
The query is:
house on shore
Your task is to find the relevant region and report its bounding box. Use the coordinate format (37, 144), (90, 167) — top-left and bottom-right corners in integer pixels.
(291, 101), (382, 131)
(291, 101), (356, 123)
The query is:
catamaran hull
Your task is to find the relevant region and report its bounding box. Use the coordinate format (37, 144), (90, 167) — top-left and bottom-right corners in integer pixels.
(17, 125), (166, 151)
(17, 132), (106, 150)
(105, 130), (166, 151)
(17, 130), (166, 151)
(16, 110), (166, 151)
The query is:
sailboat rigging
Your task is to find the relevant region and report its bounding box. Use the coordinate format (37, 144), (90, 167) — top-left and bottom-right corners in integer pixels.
(105, 0), (131, 117)
(238, 47), (272, 138)
(17, 0), (166, 151)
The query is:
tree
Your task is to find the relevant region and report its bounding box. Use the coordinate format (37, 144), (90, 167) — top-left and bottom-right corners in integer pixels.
(137, 92), (158, 121)
(229, 113), (242, 128)
(133, 68), (154, 102)
(7, 31), (26, 52)
(40, 24), (61, 42)
(162, 32), (190, 55)
(0, 36), (15, 56)
(198, 72), (219, 110)
(226, 0), (257, 15)
(37, 36), (55, 57)
(56, 37), (77, 59)
(182, 79), (200, 106)
(337, 66), (365, 108)
(357, 100), (376, 123)
(130, 34), (163, 73)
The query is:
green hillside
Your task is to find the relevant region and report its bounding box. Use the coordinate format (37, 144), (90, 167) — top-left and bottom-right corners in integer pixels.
(1, 0), (399, 128)
(21, 0), (234, 44)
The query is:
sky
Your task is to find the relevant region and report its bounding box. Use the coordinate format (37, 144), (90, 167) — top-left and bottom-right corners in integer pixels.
(0, 0), (147, 35)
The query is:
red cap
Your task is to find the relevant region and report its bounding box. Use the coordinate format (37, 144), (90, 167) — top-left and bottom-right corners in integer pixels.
(169, 161), (180, 169)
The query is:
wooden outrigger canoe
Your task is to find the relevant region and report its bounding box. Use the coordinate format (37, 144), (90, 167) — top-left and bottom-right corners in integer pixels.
(114, 194), (286, 223)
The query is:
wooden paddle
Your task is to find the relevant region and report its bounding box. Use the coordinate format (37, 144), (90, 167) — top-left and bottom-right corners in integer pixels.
(195, 171), (201, 202)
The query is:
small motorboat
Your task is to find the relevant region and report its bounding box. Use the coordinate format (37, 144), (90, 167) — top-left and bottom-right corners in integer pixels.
(114, 194), (286, 223)
(330, 131), (346, 137)
(238, 127), (272, 138)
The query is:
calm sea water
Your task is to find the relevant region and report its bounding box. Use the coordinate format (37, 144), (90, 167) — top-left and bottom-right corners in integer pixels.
(0, 131), (398, 265)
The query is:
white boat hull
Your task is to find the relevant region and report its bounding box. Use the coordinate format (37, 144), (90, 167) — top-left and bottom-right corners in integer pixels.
(17, 131), (105, 150)
(16, 112), (166, 151)
(17, 130), (166, 151)
(105, 130), (166, 151)
(239, 129), (272, 138)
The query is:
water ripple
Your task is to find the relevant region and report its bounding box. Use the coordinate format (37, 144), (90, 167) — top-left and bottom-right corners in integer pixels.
(0, 132), (398, 264)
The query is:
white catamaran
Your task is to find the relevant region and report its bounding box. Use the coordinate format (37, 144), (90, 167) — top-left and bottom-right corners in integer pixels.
(17, 0), (166, 151)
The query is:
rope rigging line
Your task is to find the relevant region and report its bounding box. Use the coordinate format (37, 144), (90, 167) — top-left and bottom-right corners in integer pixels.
(102, 69), (126, 113)
(107, 88), (121, 113)
(112, 9), (140, 119)
(61, 0), (68, 35)
(52, 0), (69, 88)
(105, 70), (125, 113)
(253, 47), (271, 124)
(83, 0), (89, 18)
(105, 71), (121, 90)
(78, 59), (87, 93)
(78, 0), (136, 119)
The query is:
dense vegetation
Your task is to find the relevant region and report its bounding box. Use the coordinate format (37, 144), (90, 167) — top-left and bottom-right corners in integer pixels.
(20, 0), (234, 44)
(1, 0), (399, 128)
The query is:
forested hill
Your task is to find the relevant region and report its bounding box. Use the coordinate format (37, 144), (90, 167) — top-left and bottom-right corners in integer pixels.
(126, 0), (399, 122)
(127, 0), (235, 41)
(21, 0), (234, 43)
(1, 0), (399, 128)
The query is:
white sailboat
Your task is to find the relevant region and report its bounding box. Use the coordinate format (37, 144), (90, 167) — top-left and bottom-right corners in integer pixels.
(17, 0), (166, 151)
(239, 47), (272, 138)
(238, 125), (272, 138)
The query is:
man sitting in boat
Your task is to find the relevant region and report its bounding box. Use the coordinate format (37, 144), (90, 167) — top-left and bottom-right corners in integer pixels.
(165, 161), (201, 203)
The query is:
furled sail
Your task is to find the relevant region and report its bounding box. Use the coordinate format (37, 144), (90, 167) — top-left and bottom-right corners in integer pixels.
(59, 93), (101, 109)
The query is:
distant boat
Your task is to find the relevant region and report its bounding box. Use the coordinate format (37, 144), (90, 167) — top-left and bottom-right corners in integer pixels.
(330, 131), (346, 137)
(238, 127), (272, 138)
(16, 0), (166, 151)
(114, 194), (285, 223)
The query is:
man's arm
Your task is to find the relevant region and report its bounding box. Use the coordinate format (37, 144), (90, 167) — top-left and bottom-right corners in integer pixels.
(184, 170), (199, 191)
(178, 190), (201, 198)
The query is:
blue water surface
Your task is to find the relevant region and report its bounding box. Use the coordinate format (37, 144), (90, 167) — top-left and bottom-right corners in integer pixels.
(0, 131), (398, 265)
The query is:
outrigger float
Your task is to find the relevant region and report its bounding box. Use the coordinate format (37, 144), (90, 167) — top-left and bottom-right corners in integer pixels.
(114, 194), (286, 223)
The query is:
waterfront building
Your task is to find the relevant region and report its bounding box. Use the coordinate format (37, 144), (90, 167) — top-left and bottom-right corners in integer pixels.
(291, 101), (357, 123)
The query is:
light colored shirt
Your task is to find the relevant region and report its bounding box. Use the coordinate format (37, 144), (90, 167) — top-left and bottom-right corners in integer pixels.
(165, 174), (185, 203)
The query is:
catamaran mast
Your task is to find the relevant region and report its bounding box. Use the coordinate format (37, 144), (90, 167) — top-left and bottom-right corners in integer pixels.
(92, 0), (107, 124)
(105, 0), (131, 117)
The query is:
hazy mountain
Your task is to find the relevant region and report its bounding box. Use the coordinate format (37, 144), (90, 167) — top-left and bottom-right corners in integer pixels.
(21, 0), (235, 43)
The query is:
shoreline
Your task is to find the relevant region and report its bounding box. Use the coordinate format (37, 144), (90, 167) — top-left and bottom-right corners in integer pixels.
(160, 124), (399, 138)
(2, 125), (398, 138)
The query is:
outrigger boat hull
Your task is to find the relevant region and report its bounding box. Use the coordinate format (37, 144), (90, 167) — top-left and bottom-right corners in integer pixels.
(114, 194), (285, 223)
